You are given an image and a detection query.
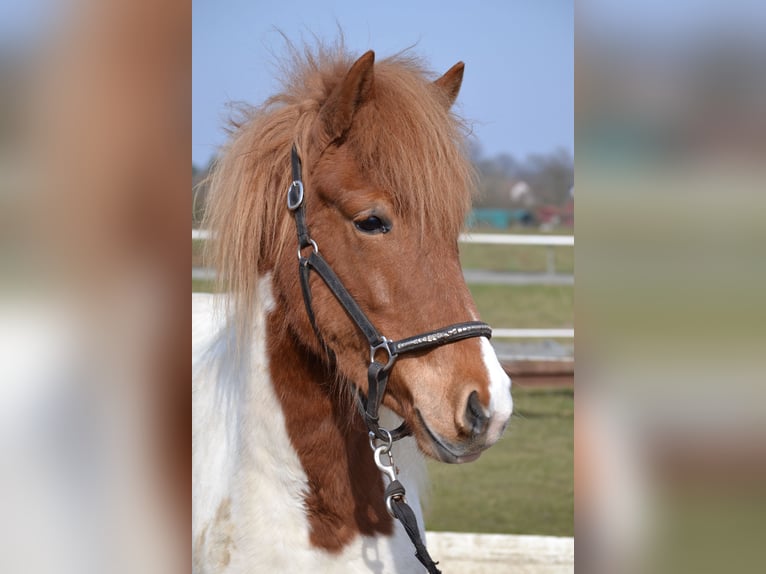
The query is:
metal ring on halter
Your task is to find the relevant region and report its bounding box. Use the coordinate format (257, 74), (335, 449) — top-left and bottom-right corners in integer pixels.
(296, 239), (319, 260)
(370, 337), (397, 371)
(385, 493), (406, 518)
(368, 428), (393, 453)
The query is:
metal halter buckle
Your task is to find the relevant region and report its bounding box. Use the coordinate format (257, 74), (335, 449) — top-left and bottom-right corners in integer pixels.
(286, 180), (304, 211)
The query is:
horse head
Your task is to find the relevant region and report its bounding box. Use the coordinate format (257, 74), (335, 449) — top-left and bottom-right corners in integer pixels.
(269, 51), (512, 462)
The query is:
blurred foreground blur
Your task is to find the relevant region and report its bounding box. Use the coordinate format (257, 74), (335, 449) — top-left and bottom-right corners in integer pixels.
(1, 1), (188, 573)
(5, 0), (766, 572)
(578, 2), (766, 573)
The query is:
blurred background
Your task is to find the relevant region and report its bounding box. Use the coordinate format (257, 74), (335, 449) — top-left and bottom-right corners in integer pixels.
(577, 1), (766, 573)
(191, 1), (575, 564)
(1, 1), (189, 573)
(3, 0), (765, 572)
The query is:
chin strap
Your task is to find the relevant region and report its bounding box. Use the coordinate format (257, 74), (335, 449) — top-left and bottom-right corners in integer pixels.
(287, 144), (490, 572)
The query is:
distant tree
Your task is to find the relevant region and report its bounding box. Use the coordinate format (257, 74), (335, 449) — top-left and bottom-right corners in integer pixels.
(471, 146), (573, 209)
(519, 148), (573, 206)
(192, 161), (212, 227)
(192, 155), (220, 226)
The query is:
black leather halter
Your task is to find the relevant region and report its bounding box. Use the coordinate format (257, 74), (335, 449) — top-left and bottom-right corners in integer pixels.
(286, 145), (492, 442)
(287, 145), (491, 573)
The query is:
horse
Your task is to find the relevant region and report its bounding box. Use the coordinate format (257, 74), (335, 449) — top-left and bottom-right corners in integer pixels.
(192, 44), (513, 573)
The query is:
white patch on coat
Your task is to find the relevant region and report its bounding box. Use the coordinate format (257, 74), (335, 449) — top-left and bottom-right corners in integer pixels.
(193, 279), (427, 573)
(480, 337), (513, 443)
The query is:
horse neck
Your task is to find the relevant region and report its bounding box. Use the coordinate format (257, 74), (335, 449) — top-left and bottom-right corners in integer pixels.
(263, 290), (409, 551)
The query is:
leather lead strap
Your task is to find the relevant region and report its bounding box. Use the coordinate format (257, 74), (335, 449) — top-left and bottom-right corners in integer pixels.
(385, 481), (442, 574)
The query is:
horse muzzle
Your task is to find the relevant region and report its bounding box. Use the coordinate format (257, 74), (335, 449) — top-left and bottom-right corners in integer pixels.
(414, 395), (511, 464)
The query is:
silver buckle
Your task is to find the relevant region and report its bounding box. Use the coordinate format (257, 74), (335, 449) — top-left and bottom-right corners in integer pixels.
(286, 180), (304, 211)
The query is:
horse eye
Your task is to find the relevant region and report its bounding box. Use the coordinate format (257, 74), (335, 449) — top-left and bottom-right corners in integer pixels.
(354, 215), (390, 234)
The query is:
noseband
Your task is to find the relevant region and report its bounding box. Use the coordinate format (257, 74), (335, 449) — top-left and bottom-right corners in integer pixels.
(286, 145), (491, 573)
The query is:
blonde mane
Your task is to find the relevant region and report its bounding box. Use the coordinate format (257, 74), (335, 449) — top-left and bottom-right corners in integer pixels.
(203, 41), (475, 334)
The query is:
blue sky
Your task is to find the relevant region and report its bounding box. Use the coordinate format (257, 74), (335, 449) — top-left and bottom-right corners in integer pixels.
(192, 0), (573, 167)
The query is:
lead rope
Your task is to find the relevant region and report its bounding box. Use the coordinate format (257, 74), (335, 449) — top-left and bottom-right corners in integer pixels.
(370, 430), (442, 574)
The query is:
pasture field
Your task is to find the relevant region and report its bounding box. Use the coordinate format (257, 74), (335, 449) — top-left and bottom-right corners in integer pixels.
(460, 225), (573, 274)
(192, 278), (215, 293)
(469, 284), (572, 330)
(460, 243), (573, 274)
(425, 385), (574, 537)
(192, 238), (205, 268)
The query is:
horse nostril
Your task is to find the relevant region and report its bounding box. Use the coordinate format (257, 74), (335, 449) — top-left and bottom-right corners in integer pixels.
(464, 390), (489, 437)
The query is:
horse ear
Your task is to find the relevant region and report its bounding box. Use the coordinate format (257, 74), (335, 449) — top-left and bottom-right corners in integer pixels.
(434, 61), (465, 108)
(319, 50), (375, 141)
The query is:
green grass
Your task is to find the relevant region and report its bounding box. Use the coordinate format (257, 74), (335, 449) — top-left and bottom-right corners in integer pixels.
(192, 238), (205, 268)
(192, 278), (216, 292)
(469, 284), (573, 329)
(424, 386), (573, 536)
(460, 243), (573, 274)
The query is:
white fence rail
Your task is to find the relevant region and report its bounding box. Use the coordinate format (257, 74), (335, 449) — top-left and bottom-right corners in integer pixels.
(425, 532), (574, 574)
(459, 233), (573, 246)
(493, 329), (573, 339)
(194, 229), (573, 247)
(193, 230), (574, 340)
